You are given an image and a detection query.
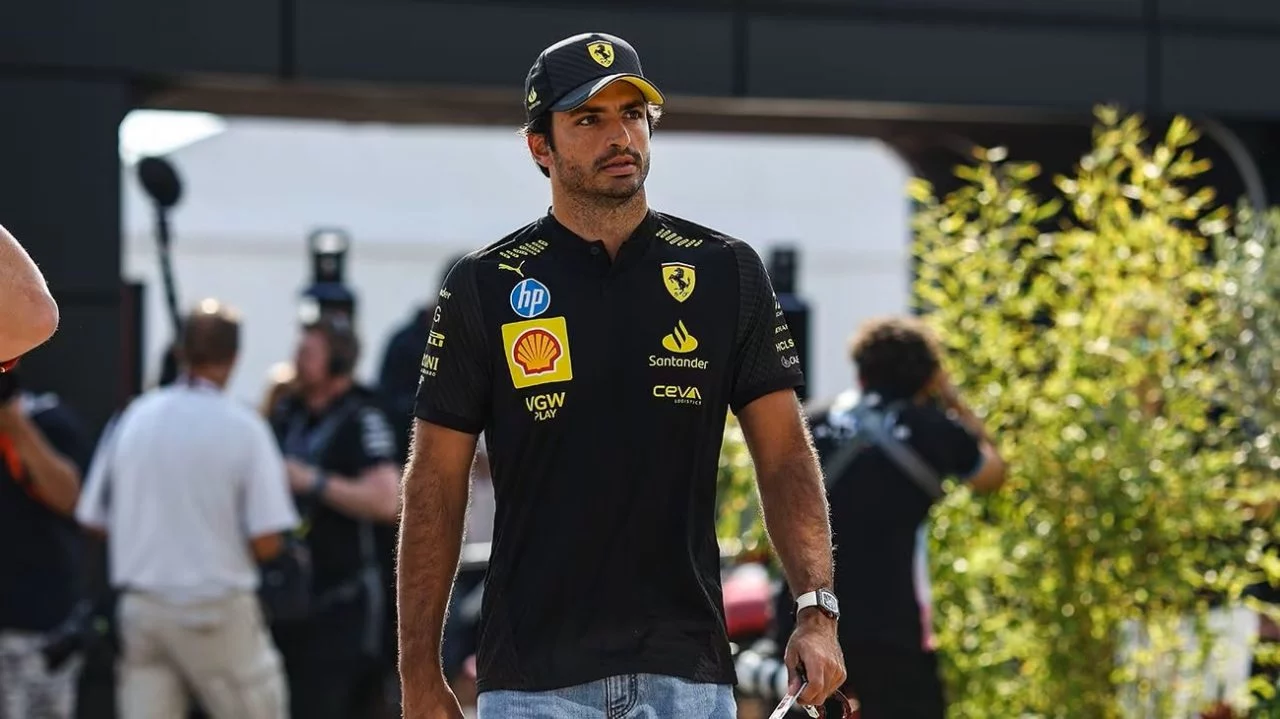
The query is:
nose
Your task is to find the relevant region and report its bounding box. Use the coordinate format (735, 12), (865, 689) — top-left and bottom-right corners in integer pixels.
(605, 116), (632, 149)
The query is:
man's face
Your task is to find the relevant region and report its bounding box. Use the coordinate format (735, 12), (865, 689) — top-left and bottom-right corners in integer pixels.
(535, 81), (652, 202)
(293, 330), (329, 389)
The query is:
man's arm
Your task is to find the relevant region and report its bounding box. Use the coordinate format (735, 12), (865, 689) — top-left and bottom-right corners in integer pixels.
(289, 460), (401, 523)
(0, 225), (58, 360)
(931, 372), (1007, 494)
(0, 400), (82, 515)
(738, 390), (834, 605)
(398, 419), (476, 714)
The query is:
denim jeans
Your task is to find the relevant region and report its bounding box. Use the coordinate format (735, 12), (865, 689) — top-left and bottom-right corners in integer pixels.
(477, 673), (737, 719)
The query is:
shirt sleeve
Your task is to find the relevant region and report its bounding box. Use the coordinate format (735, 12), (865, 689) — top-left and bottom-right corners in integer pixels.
(910, 406), (985, 482)
(350, 404), (399, 472)
(75, 411), (122, 530)
(728, 241), (805, 413)
(32, 404), (93, 473)
(240, 415), (299, 538)
(414, 255), (492, 434)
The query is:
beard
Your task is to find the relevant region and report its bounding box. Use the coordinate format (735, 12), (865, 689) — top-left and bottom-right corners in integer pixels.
(553, 147), (650, 205)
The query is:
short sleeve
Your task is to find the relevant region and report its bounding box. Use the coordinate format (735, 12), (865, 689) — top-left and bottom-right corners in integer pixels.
(728, 242), (805, 413)
(241, 416), (299, 538)
(351, 404), (398, 472)
(908, 407), (985, 482)
(414, 255), (491, 434)
(75, 412), (122, 530)
(32, 403), (93, 472)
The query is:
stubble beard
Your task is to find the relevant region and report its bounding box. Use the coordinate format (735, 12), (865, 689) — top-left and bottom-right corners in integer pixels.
(556, 151), (650, 208)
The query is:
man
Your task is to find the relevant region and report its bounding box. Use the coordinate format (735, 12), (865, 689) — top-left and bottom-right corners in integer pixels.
(398, 31), (844, 719)
(806, 316), (1007, 719)
(0, 224), (59, 365)
(267, 315), (401, 719)
(0, 366), (92, 719)
(75, 300), (297, 719)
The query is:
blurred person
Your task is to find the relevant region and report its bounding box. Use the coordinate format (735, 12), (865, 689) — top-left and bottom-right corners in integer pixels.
(75, 299), (297, 719)
(266, 315), (400, 719)
(399, 31), (844, 719)
(0, 364), (92, 719)
(795, 316), (1006, 719)
(0, 224), (58, 365)
(378, 256), (467, 466)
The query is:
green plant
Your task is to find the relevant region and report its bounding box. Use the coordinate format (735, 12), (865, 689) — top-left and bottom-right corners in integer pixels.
(711, 106), (1279, 716)
(909, 106), (1278, 717)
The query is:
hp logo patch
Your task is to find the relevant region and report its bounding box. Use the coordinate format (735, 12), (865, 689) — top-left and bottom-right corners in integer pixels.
(510, 278), (551, 318)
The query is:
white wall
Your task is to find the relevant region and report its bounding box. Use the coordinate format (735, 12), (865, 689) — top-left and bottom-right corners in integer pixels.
(121, 116), (911, 408)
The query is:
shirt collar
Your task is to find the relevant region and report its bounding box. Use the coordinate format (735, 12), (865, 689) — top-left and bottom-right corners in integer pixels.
(539, 207), (659, 257)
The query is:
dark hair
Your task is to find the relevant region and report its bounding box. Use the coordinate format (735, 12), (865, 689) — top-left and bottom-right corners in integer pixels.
(181, 299), (241, 367)
(849, 316), (941, 399)
(519, 103), (664, 178)
(304, 314), (360, 376)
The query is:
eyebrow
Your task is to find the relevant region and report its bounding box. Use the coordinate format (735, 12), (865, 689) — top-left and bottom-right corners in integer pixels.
(569, 100), (645, 116)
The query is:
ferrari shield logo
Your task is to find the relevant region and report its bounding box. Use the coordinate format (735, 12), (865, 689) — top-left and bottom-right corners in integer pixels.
(661, 262), (696, 303)
(587, 41), (614, 68)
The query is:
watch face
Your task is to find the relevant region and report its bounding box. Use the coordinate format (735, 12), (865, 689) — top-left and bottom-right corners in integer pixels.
(820, 591), (839, 614)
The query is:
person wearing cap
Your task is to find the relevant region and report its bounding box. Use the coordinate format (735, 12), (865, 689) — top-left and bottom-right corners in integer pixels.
(397, 31), (845, 718)
(0, 224), (59, 367)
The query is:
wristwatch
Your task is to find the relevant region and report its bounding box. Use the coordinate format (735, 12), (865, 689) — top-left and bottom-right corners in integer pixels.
(795, 588), (840, 621)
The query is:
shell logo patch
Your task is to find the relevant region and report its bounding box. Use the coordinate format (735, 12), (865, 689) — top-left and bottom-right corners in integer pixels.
(502, 317), (573, 389)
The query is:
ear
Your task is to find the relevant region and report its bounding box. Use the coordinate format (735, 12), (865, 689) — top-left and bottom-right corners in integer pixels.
(527, 132), (553, 173)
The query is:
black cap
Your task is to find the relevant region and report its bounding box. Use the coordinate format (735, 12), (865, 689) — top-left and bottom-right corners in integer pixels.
(524, 32), (665, 123)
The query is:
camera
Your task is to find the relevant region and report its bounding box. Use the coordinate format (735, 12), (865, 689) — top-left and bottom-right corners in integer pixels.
(40, 594), (117, 672)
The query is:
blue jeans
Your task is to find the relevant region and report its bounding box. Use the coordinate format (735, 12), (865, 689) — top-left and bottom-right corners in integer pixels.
(477, 673), (737, 719)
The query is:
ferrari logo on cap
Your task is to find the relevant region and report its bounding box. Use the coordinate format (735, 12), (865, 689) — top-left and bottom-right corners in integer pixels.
(587, 41), (614, 68)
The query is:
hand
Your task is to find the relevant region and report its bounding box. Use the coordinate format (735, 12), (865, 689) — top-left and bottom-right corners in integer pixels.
(402, 678), (466, 719)
(784, 610), (846, 707)
(284, 459), (319, 494)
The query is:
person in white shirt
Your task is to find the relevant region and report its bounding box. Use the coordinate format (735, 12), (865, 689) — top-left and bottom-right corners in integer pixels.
(76, 299), (299, 719)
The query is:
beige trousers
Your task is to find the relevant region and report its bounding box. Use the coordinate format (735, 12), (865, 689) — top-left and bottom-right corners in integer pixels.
(117, 590), (288, 719)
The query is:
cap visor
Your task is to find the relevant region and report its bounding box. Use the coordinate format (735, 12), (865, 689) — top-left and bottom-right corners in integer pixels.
(548, 74), (666, 112)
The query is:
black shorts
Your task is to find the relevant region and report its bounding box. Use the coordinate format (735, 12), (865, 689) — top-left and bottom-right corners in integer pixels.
(840, 642), (946, 719)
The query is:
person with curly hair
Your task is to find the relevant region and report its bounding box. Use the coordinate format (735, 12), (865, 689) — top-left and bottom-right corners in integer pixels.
(800, 315), (1007, 719)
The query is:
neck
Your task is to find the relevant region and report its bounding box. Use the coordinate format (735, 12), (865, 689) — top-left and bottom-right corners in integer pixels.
(186, 364), (230, 389)
(304, 376), (353, 412)
(551, 187), (649, 257)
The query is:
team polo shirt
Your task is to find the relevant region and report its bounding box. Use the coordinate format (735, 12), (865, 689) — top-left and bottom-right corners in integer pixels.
(414, 209), (804, 692)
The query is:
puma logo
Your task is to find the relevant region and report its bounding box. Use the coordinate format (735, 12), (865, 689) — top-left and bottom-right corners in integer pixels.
(499, 261), (526, 277)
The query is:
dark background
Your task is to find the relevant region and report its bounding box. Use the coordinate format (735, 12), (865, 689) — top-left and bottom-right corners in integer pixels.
(5, 0), (1280, 432)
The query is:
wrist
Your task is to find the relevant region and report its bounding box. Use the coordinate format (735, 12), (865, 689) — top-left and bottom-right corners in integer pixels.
(309, 470), (330, 500)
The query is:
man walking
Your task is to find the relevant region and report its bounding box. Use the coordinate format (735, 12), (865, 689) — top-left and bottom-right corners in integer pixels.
(398, 31), (844, 719)
(76, 300), (298, 719)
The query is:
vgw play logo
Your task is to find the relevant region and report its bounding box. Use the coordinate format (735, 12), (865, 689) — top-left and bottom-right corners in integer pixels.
(510, 278), (551, 318)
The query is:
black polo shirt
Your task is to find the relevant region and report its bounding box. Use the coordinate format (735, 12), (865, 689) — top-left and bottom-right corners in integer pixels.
(414, 209), (804, 692)
(0, 394), (92, 633)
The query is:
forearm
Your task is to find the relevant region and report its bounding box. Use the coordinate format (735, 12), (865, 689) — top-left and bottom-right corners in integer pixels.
(0, 225), (57, 359)
(757, 449), (835, 596)
(10, 420), (80, 514)
(316, 471), (398, 523)
(397, 457), (470, 695)
(946, 397), (993, 445)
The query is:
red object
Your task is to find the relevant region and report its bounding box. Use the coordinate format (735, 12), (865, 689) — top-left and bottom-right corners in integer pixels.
(722, 564), (773, 638)
(0, 357), (18, 373)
